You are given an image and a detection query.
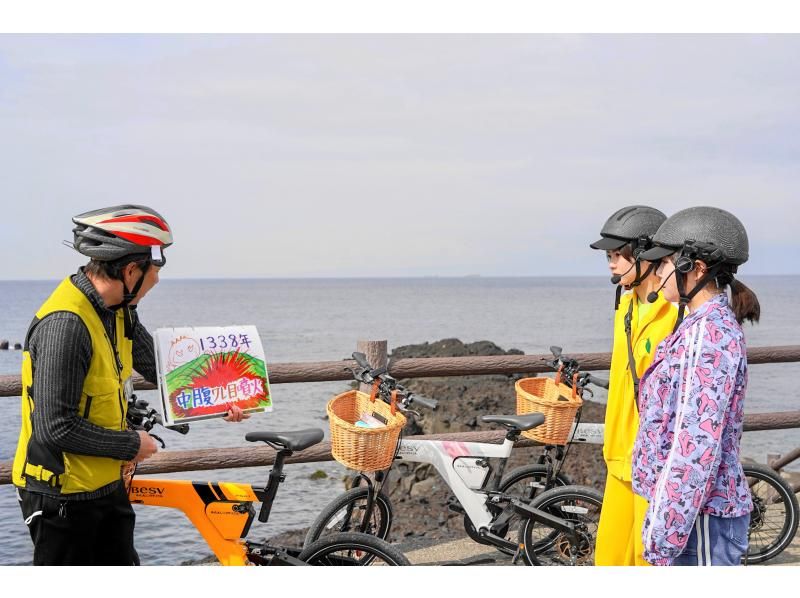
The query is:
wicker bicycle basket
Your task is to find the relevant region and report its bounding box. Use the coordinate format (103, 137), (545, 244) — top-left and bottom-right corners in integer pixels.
(327, 388), (407, 472)
(515, 375), (582, 445)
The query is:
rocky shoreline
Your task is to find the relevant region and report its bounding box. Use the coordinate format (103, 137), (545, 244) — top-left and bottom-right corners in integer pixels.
(261, 338), (609, 551)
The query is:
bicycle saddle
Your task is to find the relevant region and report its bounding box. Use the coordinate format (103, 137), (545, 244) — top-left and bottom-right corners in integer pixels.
(245, 428), (324, 452)
(480, 413), (545, 431)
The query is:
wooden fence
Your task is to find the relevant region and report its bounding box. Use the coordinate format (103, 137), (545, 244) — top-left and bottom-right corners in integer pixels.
(2, 342), (800, 490)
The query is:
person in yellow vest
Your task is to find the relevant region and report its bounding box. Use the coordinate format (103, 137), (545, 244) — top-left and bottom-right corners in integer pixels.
(589, 206), (677, 565)
(12, 205), (246, 566)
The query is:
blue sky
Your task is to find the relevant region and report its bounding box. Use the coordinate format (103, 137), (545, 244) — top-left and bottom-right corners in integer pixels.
(0, 34), (798, 279)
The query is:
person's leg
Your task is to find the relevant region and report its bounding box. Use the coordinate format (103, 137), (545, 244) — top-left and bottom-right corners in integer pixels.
(671, 513), (749, 566)
(95, 483), (138, 565)
(671, 514), (701, 566)
(708, 513), (750, 566)
(18, 488), (100, 565)
(595, 473), (636, 565)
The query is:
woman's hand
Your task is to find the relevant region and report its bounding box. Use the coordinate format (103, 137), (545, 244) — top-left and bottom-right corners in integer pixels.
(223, 404), (251, 423)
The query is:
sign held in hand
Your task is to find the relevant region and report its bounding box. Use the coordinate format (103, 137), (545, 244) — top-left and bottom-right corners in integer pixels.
(154, 325), (272, 425)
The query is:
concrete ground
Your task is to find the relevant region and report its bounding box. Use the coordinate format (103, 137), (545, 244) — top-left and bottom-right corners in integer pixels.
(402, 470), (800, 566)
(400, 529), (800, 566)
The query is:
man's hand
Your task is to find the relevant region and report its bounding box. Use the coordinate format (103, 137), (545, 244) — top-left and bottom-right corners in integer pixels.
(223, 404), (251, 423)
(133, 430), (159, 462)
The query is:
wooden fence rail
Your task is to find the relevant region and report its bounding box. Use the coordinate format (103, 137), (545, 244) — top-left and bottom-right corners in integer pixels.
(2, 421), (800, 487)
(2, 345), (800, 397)
(2, 344), (799, 488)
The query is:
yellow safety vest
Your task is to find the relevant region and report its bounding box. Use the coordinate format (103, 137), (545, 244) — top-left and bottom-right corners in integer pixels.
(604, 291), (676, 481)
(12, 276), (133, 495)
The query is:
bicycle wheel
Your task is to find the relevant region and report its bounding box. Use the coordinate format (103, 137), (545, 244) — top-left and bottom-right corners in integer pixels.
(519, 484), (603, 566)
(303, 486), (393, 547)
(298, 532), (410, 566)
(743, 463), (799, 564)
(472, 464), (571, 556)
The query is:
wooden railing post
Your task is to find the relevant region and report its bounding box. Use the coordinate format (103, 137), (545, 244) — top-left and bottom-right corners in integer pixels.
(356, 340), (388, 394)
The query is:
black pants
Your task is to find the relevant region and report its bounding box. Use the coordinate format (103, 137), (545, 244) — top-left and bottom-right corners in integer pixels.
(18, 483), (138, 565)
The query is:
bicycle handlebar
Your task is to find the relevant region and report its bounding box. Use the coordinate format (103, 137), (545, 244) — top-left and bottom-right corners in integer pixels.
(348, 352), (438, 413)
(585, 374), (609, 390)
(126, 396), (190, 441)
(408, 394), (438, 411)
(353, 352), (371, 368)
(544, 346), (609, 395)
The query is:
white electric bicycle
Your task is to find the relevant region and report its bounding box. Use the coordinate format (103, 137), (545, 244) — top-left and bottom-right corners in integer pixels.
(303, 352), (603, 566)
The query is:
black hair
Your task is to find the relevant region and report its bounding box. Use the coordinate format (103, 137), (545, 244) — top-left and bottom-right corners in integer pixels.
(84, 256), (149, 281)
(716, 266), (761, 324)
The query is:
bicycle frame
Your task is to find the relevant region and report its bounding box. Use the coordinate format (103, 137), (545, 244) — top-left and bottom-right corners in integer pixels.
(128, 477), (264, 565)
(394, 436), (516, 531)
(568, 422), (605, 445)
(127, 448), (300, 566)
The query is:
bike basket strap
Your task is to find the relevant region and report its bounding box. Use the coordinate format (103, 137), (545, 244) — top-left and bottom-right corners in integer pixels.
(326, 390), (406, 472)
(515, 377), (582, 445)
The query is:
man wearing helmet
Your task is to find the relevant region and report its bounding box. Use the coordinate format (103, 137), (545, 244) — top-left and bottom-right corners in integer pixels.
(632, 207), (759, 566)
(11, 205), (244, 565)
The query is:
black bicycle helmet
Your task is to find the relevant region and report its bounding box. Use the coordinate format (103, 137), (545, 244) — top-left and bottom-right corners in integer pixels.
(590, 205), (667, 254)
(639, 206), (748, 266)
(640, 206), (749, 329)
(591, 205), (667, 309)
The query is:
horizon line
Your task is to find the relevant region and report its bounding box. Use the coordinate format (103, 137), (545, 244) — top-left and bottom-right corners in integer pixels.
(1, 272), (798, 283)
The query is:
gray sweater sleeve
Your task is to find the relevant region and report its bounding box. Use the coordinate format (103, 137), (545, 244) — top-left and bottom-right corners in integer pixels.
(29, 312), (141, 461)
(131, 309), (158, 385)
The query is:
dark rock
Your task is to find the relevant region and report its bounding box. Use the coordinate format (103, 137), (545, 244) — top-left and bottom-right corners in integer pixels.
(13, 343), (22, 350)
(390, 338), (514, 360)
(0, 340), (8, 350)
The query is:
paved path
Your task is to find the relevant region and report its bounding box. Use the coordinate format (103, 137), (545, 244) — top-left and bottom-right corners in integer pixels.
(401, 532), (800, 566)
(403, 471), (800, 566)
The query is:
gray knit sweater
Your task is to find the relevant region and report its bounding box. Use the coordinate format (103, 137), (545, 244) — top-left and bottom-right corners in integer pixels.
(26, 268), (157, 500)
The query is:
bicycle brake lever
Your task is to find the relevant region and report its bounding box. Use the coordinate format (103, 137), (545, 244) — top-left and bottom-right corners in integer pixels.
(150, 433), (166, 449)
(166, 423), (191, 435)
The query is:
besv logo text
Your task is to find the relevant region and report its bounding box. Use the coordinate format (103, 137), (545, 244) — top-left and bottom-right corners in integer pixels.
(130, 487), (165, 496)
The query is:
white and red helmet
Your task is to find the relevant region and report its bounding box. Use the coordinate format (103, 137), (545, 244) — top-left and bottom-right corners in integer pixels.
(72, 205), (173, 264)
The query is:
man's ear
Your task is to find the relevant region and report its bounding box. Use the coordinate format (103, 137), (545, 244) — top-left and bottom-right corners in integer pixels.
(122, 262), (140, 282)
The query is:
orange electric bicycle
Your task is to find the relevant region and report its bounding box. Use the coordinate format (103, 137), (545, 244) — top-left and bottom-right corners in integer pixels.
(125, 397), (409, 566)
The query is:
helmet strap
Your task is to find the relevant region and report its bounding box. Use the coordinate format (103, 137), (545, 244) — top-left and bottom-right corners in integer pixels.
(614, 260), (657, 310)
(107, 261), (151, 339)
(629, 260), (657, 289)
(673, 262), (724, 332)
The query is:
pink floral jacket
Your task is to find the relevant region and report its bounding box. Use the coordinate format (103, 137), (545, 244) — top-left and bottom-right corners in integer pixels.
(632, 293), (753, 565)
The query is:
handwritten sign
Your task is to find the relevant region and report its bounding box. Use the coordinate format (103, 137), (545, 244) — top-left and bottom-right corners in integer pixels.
(154, 325), (272, 425)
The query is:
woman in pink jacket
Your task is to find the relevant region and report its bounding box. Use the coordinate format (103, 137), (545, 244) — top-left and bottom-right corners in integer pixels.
(632, 206), (760, 566)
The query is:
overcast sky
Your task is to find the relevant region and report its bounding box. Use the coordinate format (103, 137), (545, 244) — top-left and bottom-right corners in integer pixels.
(0, 34), (798, 279)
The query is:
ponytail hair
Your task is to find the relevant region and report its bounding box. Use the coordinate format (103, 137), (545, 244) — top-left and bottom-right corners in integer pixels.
(717, 267), (760, 324)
